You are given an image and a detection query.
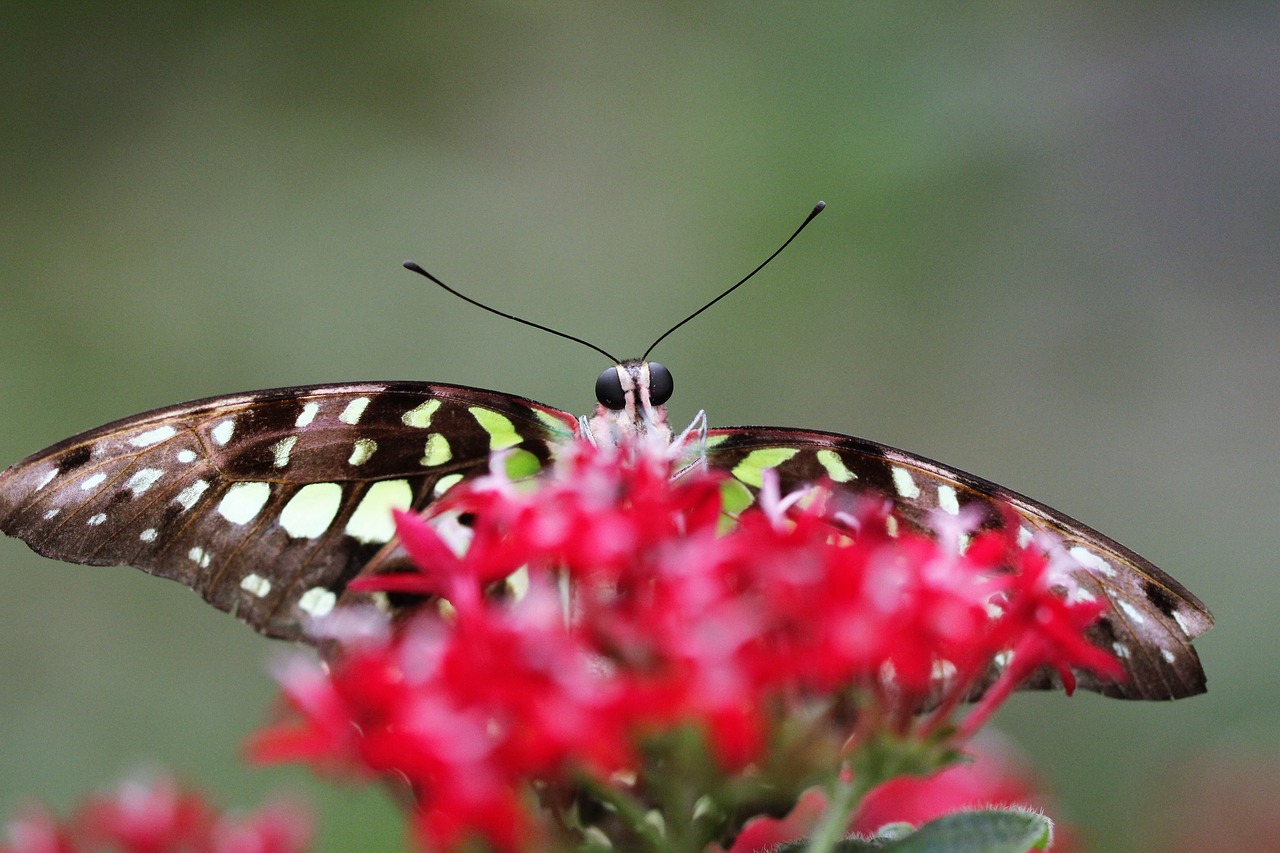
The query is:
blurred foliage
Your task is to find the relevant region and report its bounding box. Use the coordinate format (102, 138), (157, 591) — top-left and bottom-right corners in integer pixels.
(2, 4), (1276, 851)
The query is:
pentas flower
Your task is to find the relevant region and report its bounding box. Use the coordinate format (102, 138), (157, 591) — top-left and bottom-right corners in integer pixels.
(0, 775), (310, 853)
(249, 440), (1119, 853)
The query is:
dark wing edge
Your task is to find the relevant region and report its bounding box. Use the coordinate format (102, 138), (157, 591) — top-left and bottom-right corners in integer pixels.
(705, 425), (1213, 701)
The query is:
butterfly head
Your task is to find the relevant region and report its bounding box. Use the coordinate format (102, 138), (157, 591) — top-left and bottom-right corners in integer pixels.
(590, 359), (674, 446)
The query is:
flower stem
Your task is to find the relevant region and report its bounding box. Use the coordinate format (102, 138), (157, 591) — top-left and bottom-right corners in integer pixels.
(802, 771), (869, 853)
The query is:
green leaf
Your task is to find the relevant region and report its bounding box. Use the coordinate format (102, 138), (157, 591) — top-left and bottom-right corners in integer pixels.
(775, 808), (1054, 853)
(832, 808), (1054, 853)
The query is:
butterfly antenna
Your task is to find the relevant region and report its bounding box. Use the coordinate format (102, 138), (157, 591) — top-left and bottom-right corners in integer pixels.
(642, 200), (826, 360)
(403, 261), (621, 363)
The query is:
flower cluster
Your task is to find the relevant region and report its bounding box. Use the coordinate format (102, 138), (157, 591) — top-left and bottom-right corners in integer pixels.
(250, 441), (1120, 852)
(0, 775), (310, 853)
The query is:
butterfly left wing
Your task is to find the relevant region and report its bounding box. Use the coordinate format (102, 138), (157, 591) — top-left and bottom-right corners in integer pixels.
(704, 426), (1213, 701)
(0, 381), (578, 641)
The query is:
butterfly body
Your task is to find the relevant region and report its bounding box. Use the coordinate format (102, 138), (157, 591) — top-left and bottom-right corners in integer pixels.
(0, 360), (1212, 700)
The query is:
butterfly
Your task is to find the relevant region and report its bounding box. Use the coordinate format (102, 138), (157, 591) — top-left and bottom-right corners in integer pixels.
(0, 204), (1212, 702)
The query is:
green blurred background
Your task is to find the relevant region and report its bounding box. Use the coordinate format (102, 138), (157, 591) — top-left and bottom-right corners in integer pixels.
(1, 4), (1274, 850)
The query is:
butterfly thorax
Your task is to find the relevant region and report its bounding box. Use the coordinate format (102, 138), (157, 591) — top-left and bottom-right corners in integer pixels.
(588, 359), (673, 449)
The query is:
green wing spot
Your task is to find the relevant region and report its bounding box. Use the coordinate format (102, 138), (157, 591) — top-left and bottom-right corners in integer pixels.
(503, 448), (542, 479)
(731, 447), (799, 488)
(534, 408), (574, 437)
(469, 407), (524, 450)
(402, 399), (442, 428)
(345, 479), (413, 544)
(420, 432), (453, 466)
(433, 472), (465, 497)
(499, 445), (540, 479)
(279, 482), (343, 539)
(816, 449), (856, 482)
(720, 478), (755, 515)
(704, 434), (730, 449)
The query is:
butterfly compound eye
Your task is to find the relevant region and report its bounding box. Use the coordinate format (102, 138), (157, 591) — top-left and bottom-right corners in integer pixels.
(647, 362), (674, 406)
(595, 367), (626, 410)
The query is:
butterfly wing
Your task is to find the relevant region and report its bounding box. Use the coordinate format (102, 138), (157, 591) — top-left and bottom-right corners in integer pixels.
(704, 426), (1213, 701)
(0, 382), (578, 641)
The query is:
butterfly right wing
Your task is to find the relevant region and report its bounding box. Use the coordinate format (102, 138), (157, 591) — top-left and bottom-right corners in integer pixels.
(702, 425), (1212, 701)
(0, 382), (578, 642)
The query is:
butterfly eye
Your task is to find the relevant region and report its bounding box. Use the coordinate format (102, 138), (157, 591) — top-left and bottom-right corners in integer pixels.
(595, 367), (626, 410)
(647, 362), (674, 406)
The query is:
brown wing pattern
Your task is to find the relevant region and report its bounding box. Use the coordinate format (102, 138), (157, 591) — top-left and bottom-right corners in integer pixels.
(0, 382), (577, 641)
(704, 426), (1212, 701)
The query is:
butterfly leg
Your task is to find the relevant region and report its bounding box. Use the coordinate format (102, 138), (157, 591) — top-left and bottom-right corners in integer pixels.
(670, 410), (709, 479)
(577, 415), (600, 447)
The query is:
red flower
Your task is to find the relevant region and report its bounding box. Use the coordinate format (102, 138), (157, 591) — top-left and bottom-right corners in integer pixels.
(0, 776), (310, 853)
(0, 808), (76, 853)
(252, 441), (1118, 852)
(77, 776), (212, 853)
(961, 535), (1126, 738)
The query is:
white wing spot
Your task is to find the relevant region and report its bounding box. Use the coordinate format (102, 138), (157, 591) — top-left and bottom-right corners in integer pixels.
(345, 479), (413, 544)
(130, 425), (177, 448)
(175, 479), (210, 511)
(187, 546), (211, 568)
(1069, 546), (1116, 577)
(279, 483), (343, 539)
(1161, 648), (1176, 664)
(891, 467), (920, 499)
(295, 401), (320, 428)
(210, 419), (235, 446)
(1173, 610), (1192, 635)
(348, 438), (378, 466)
(176, 449), (197, 464)
(433, 473), (465, 497)
(1067, 586), (1097, 604)
(125, 468), (164, 496)
(42, 509), (60, 520)
(271, 435), (298, 468)
(139, 528), (158, 542)
(1018, 525), (1033, 547)
(937, 484), (961, 515)
(1118, 598), (1147, 625)
(1112, 641), (1131, 659)
(402, 400), (441, 428)
(81, 472), (107, 491)
(815, 449), (855, 482)
(420, 433), (452, 466)
(240, 573), (272, 598)
(885, 515), (900, 538)
(35, 469), (58, 491)
(339, 397), (371, 425)
(218, 481), (271, 525)
(86, 513), (107, 526)
(298, 586), (337, 617)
